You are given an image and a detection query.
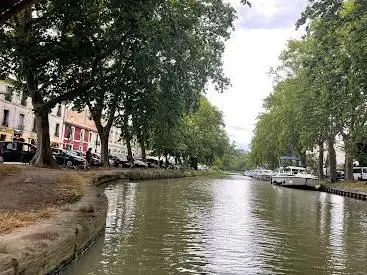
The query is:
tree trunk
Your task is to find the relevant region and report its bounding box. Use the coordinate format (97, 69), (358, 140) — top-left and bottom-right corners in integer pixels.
(300, 151), (307, 167)
(140, 139), (146, 161)
(122, 113), (133, 162)
(328, 137), (337, 183)
(343, 136), (355, 181)
(31, 109), (58, 168)
(318, 141), (324, 180)
(165, 154), (169, 168)
(88, 102), (115, 167)
(345, 152), (354, 181)
(126, 136), (133, 162)
(99, 132), (109, 167)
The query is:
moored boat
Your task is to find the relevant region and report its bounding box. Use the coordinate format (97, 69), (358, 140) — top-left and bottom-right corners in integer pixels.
(271, 166), (319, 189)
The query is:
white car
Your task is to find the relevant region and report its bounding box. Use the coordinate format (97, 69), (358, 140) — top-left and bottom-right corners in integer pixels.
(133, 159), (148, 168)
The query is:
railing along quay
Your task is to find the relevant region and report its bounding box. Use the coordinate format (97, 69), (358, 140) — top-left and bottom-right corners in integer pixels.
(322, 187), (367, 200)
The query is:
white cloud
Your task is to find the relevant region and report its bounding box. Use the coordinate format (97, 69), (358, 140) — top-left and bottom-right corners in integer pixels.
(207, 1), (307, 149)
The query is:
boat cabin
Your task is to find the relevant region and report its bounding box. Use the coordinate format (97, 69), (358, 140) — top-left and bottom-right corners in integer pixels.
(278, 166), (306, 175)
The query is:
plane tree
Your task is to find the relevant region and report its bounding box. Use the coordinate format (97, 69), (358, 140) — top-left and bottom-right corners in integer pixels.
(0, 0), (108, 167)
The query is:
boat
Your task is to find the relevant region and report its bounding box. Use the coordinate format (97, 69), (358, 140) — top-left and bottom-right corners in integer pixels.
(271, 166), (320, 189)
(255, 169), (273, 181)
(244, 168), (274, 181)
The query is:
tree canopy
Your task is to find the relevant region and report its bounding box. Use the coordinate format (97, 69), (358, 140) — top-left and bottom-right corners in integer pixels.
(0, 0), (242, 168)
(251, 0), (367, 181)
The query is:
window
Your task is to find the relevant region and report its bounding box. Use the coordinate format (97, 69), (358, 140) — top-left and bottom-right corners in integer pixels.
(54, 123), (60, 137)
(89, 132), (92, 142)
(4, 86), (13, 101)
(20, 94), (27, 106)
(18, 114), (25, 130)
(80, 129), (84, 142)
(363, 168), (367, 174)
(66, 126), (74, 140)
(2, 110), (9, 126)
(6, 142), (16, 151)
(353, 168), (362, 174)
(56, 105), (62, 117)
(21, 144), (30, 152)
(0, 134), (6, 141)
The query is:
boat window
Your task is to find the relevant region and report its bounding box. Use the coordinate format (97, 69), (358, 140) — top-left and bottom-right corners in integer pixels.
(363, 168), (367, 174)
(353, 168), (362, 174)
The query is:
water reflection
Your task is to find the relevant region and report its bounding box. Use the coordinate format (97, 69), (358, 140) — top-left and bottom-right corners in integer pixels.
(64, 176), (367, 275)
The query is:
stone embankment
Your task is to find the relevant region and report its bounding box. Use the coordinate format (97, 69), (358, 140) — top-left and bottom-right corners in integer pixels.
(0, 168), (197, 274)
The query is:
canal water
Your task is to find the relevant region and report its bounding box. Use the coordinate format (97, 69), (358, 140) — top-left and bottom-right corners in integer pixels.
(64, 175), (367, 274)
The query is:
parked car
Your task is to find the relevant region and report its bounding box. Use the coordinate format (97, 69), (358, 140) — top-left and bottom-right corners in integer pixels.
(353, 167), (367, 181)
(90, 153), (102, 167)
(0, 141), (36, 163)
(51, 147), (64, 155)
(72, 150), (85, 158)
(336, 170), (345, 180)
(53, 149), (85, 168)
(145, 157), (160, 168)
(111, 154), (133, 168)
(133, 159), (148, 168)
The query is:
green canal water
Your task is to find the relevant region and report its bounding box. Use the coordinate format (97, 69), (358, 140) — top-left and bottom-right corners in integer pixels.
(64, 175), (367, 274)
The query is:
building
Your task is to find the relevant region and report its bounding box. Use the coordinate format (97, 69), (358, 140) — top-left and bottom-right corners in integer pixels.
(0, 82), (65, 147)
(63, 108), (141, 155)
(0, 81), (141, 156)
(63, 108), (96, 152)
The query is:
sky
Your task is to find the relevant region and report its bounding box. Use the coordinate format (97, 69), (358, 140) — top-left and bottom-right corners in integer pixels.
(207, 0), (308, 151)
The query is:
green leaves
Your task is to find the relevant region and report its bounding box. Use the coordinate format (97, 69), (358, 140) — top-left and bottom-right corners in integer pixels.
(253, 0), (367, 171)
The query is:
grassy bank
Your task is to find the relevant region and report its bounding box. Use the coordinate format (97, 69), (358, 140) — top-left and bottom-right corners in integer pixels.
(321, 181), (367, 193)
(0, 168), (89, 235)
(0, 167), (227, 235)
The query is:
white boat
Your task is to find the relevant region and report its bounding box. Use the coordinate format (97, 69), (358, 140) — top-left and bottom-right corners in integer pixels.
(271, 166), (319, 189)
(256, 169), (274, 181)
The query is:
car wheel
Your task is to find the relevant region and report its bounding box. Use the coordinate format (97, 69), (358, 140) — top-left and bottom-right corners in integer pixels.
(66, 160), (73, 168)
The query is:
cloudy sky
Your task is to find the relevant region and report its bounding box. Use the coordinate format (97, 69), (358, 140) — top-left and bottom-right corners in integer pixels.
(207, 0), (308, 151)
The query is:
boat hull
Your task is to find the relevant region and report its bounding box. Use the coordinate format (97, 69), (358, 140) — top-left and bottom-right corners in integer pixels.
(253, 174), (272, 181)
(271, 175), (319, 189)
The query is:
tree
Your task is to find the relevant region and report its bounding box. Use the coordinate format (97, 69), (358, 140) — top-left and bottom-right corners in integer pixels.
(181, 98), (229, 169)
(0, 0), (106, 167)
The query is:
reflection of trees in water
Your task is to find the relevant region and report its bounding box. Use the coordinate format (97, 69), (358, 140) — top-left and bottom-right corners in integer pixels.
(100, 182), (137, 272)
(103, 178), (214, 274)
(249, 185), (335, 274)
(250, 185), (367, 275)
(339, 198), (367, 274)
(65, 178), (367, 275)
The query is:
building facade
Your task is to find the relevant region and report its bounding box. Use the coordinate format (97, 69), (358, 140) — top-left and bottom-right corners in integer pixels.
(63, 109), (96, 152)
(0, 82), (65, 147)
(0, 82), (141, 156)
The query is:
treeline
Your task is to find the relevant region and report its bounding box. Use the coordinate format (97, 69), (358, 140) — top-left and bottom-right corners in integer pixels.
(0, 0), (246, 168)
(251, 0), (367, 181)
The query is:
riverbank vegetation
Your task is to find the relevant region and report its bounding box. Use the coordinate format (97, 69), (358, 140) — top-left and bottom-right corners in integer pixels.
(251, 0), (367, 182)
(0, 0), (250, 169)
